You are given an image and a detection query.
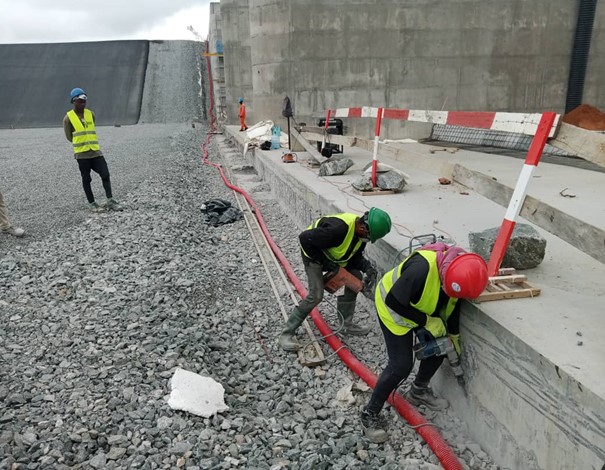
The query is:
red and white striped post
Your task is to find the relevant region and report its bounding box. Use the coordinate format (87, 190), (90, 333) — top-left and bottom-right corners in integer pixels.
(321, 108), (332, 154)
(486, 112), (557, 277)
(371, 107), (384, 187)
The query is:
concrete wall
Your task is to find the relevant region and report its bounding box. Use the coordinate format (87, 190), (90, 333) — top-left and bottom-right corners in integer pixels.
(585, 1), (605, 108)
(217, 0), (605, 140)
(208, 3), (227, 122)
(433, 303), (605, 470)
(220, 0), (254, 124)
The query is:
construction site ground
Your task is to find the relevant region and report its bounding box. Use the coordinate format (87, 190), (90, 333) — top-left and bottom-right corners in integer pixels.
(0, 39), (603, 470)
(222, 124), (605, 470)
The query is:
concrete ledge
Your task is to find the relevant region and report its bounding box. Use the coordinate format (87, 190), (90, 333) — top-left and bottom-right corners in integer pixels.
(452, 164), (605, 264)
(223, 126), (605, 470)
(435, 302), (605, 470)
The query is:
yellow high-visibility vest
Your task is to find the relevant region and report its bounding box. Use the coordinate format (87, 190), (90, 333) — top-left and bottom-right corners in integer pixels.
(301, 213), (362, 267)
(67, 109), (100, 153)
(375, 250), (458, 335)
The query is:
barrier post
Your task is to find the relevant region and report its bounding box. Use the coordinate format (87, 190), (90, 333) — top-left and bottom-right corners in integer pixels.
(321, 109), (332, 154)
(486, 112), (557, 276)
(371, 107), (384, 187)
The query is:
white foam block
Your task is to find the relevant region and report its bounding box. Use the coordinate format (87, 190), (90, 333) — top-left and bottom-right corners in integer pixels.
(167, 368), (229, 417)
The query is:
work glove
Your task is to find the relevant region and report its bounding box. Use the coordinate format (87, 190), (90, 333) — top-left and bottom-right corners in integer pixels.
(424, 316), (447, 339)
(322, 260), (340, 273)
(449, 334), (461, 356)
(363, 266), (378, 292)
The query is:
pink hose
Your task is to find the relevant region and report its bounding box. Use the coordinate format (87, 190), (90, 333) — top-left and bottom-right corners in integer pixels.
(203, 41), (462, 470)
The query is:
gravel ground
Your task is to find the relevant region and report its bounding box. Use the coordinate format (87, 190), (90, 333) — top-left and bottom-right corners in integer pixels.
(0, 40), (500, 469)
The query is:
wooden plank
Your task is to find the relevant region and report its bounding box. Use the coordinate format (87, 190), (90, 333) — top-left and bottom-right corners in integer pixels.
(354, 188), (396, 196)
(549, 122), (605, 169)
(301, 130), (454, 177)
(291, 128), (327, 164)
(488, 274), (528, 284)
(477, 266), (541, 301)
(497, 267), (516, 276)
(478, 288), (539, 301)
(301, 130), (356, 147)
(478, 282), (540, 301)
(300, 125), (326, 134)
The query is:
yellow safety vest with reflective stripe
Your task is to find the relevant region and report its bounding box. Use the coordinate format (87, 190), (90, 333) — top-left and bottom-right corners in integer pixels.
(375, 250), (458, 335)
(301, 213), (362, 267)
(67, 109), (100, 153)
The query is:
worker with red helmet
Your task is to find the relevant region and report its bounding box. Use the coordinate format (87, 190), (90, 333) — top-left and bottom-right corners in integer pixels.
(360, 242), (488, 443)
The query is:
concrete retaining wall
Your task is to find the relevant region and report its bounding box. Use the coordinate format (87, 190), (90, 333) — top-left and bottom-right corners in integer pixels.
(215, 0), (605, 140)
(220, 0), (253, 124)
(225, 129), (605, 470)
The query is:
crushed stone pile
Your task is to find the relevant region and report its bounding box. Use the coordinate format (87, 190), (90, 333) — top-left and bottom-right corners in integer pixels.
(0, 38), (499, 470)
(0, 124), (499, 469)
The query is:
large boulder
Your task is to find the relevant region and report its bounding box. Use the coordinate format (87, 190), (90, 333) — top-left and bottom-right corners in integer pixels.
(468, 224), (546, 270)
(352, 170), (407, 192)
(318, 156), (354, 176)
(353, 162), (409, 192)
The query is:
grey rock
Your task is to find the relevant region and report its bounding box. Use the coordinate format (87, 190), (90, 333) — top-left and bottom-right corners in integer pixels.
(107, 446), (128, 460)
(169, 441), (192, 455)
(469, 223), (546, 269)
(352, 170), (407, 192)
(89, 453), (107, 469)
(318, 157), (354, 176)
(157, 416), (172, 429)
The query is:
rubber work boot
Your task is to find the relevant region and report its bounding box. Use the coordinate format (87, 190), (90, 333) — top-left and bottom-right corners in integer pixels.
(89, 202), (103, 213)
(1, 226), (25, 237)
(360, 407), (388, 443)
(339, 300), (371, 336)
(105, 198), (122, 211)
(278, 308), (307, 352)
(405, 383), (449, 411)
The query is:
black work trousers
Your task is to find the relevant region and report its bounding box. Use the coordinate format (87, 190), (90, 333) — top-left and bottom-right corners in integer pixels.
(77, 156), (112, 203)
(366, 315), (444, 414)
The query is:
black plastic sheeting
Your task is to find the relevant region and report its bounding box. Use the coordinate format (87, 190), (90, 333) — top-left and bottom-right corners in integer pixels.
(200, 199), (243, 227)
(0, 40), (149, 129)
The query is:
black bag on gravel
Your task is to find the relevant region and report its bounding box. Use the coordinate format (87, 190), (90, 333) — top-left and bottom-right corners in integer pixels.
(200, 199), (243, 226)
(260, 140), (272, 151)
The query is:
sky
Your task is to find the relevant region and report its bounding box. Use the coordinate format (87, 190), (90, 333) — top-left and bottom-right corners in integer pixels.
(0, 1), (211, 44)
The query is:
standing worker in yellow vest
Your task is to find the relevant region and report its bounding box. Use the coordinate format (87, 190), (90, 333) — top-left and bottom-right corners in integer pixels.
(63, 88), (119, 212)
(279, 208), (392, 351)
(0, 190), (25, 237)
(360, 243), (488, 443)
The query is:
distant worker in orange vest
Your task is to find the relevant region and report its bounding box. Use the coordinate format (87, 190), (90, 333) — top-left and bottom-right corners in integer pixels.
(238, 97), (248, 131)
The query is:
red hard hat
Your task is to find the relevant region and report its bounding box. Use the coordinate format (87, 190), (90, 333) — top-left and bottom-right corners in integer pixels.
(443, 253), (488, 299)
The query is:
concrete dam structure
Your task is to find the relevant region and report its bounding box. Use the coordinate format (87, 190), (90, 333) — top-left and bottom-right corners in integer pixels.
(212, 0), (605, 142)
(0, 6), (604, 467)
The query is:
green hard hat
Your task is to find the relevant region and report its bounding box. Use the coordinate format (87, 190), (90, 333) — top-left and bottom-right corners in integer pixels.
(366, 207), (391, 242)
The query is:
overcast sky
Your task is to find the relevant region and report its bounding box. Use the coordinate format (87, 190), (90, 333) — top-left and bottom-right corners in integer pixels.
(0, 1), (211, 44)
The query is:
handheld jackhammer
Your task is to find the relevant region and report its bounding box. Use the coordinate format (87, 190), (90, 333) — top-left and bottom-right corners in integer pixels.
(323, 267), (375, 299)
(413, 328), (465, 386)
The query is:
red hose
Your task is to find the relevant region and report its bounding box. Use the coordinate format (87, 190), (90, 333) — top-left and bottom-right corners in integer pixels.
(202, 41), (462, 470)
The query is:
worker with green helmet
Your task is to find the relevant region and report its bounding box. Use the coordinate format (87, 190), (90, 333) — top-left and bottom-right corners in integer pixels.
(279, 207), (392, 351)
